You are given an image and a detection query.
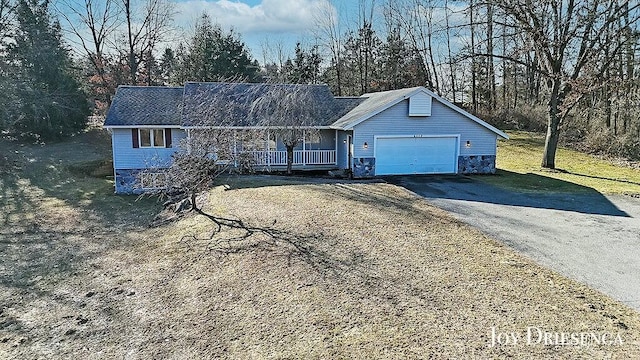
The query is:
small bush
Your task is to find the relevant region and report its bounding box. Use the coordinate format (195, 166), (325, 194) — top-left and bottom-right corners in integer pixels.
(68, 159), (114, 178)
(480, 106), (547, 132)
(567, 127), (640, 161)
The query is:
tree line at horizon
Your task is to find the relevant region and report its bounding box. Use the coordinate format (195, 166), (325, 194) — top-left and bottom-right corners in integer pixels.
(0, 0), (639, 167)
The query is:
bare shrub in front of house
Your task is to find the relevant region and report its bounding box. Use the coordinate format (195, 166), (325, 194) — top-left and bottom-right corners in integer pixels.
(249, 83), (322, 175)
(136, 82), (259, 211)
(137, 82), (329, 213)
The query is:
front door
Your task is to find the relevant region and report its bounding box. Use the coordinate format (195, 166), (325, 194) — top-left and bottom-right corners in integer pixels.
(347, 135), (353, 170)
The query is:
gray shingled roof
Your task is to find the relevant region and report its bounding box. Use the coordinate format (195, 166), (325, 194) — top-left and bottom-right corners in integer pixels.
(104, 86), (183, 126)
(104, 83), (364, 128)
(331, 87), (421, 130)
(331, 86), (509, 139)
(181, 82), (361, 127)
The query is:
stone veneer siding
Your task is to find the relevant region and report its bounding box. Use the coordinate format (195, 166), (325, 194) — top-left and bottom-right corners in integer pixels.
(458, 155), (496, 174)
(352, 157), (376, 178)
(114, 169), (141, 194)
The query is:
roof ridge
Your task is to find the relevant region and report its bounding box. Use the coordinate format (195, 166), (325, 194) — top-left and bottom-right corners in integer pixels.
(184, 82), (329, 87)
(117, 85), (184, 89)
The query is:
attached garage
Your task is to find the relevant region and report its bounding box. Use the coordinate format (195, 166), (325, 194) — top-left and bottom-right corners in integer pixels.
(375, 136), (458, 175)
(330, 86), (509, 178)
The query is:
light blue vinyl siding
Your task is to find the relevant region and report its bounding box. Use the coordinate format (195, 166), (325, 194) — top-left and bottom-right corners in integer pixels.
(274, 129), (336, 151)
(112, 128), (186, 169)
(336, 130), (352, 169)
(352, 99), (497, 159)
(409, 92), (432, 116)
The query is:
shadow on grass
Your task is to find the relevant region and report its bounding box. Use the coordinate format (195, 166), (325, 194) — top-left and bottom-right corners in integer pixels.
(554, 169), (640, 187)
(180, 209), (372, 282)
(218, 174), (426, 220)
(1, 133), (161, 230)
(389, 172), (630, 217)
(216, 173), (361, 190)
(0, 132), (160, 298)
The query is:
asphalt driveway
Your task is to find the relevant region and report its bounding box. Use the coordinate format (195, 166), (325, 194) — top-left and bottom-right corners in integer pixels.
(388, 175), (640, 312)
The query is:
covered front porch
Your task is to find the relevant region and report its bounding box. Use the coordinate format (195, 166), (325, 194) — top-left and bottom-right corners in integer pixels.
(248, 149), (336, 167)
(230, 128), (345, 170)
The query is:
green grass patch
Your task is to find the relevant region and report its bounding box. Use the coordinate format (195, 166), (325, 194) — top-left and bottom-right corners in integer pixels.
(4, 132), (640, 358)
(0, 130), (161, 229)
(67, 159), (114, 178)
(480, 131), (640, 194)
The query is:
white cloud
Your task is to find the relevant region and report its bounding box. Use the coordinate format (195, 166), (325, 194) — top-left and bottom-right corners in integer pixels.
(174, 0), (335, 35)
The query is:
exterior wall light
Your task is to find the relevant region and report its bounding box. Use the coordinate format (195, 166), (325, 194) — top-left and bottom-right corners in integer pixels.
(466, 140), (471, 148)
(343, 139), (347, 144)
(363, 142), (368, 149)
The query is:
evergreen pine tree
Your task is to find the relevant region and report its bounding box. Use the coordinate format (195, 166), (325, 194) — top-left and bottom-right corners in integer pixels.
(182, 14), (259, 82)
(7, 0), (89, 139)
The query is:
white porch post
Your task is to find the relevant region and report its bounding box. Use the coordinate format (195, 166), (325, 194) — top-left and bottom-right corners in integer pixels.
(302, 130), (306, 166)
(334, 129), (338, 165)
(233, 130), (237, 166)
(267, 130), (270, 167)
(186, 129), (191, 154)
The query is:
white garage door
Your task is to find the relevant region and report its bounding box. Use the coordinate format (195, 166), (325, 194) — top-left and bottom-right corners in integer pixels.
(375, 136), (458, 175)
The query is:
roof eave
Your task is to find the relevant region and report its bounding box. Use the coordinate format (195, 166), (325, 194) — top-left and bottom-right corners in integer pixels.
(331, 87), (509, 139)
(104, 124), (182, 128)
(330, 87), (425, 130)
(181, 125), (333, 130)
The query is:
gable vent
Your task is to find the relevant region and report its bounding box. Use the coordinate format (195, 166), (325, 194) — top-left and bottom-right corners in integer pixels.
(409, 92), (432, 117)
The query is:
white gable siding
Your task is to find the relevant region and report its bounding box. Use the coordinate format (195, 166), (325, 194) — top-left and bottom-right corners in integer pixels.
(408, 92), (432, 116)
(352, 99), (497, 158)
(112, 128), (186, 169)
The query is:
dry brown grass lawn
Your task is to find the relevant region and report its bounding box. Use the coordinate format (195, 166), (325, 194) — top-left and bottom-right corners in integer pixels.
(2, 132), (640, 359)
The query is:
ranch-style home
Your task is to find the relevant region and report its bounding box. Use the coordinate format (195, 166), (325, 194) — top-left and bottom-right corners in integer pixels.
(104, 82), (508, 194)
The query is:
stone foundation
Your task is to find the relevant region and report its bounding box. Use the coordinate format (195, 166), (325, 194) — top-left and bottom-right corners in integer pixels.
(458, 155), (496, 174)
(352, 157), (375, 178)
(114, 169), (141, 194)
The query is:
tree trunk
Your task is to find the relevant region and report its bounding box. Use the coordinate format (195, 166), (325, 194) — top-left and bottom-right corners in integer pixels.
(125, 0), (137, 84)
(445, 0), (457, 102)
(286, 144), (294, 175)
(542, 81), (562, 169)
(335, 56), (343, 96)
(486, 0), (495, 111)
(501, 23), (507, 109)
(542, 116), (560, 169)
(469, 0), (477, 112)
(190, 191), (198, 211)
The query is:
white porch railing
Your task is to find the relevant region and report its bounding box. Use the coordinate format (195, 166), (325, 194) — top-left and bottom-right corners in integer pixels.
(248, 150), (336, 166)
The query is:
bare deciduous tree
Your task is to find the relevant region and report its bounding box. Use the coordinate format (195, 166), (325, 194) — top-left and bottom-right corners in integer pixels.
(138, 81), (328, 210)
(55, 0), (122, 104)
(137, 82), (259, 210)
(314, 0), (345, 95)
(384, 0), (440, 92)
(0, 0), (13, 42)
(249, 84), (322, 174)
(497, 0), (640, 168)
(121, 0), (174, 84)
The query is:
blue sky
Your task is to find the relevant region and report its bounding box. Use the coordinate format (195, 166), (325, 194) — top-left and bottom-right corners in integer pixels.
(54, 0), (360, 63)
(57, 0), (467, 67)
(169, 0), (359, 63)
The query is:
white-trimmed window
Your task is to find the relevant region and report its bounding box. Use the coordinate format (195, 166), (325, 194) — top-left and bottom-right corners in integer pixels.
(140, 128), (166, 148)
(140, 172), (167, 189)
(132, 128), (172, 148)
